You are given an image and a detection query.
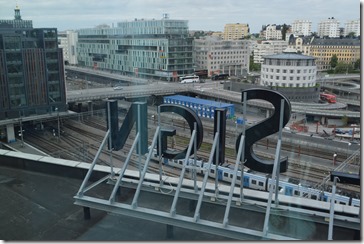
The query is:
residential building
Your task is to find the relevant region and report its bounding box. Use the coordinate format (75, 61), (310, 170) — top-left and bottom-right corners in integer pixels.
(317, 17), (340, 38)
(310, 38), (360, 71)
(260, 49), (319, 102)
(291, 20), (312, 36)
(193, 36), (250, 77)
(253, 40), (288, 64)
(0, 6), (67, 120)
(287, 35), (313, 55)
(58, 30), (78, 65)
(344, 19), (360, 37)
(76, 16), (193, 81)
(223, 23), (250, 40)
(260, 24), (292, 40)
(211, 32), (223, 38)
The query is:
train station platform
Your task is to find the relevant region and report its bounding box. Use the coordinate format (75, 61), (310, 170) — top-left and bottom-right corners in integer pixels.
(0, 148), (360, 241)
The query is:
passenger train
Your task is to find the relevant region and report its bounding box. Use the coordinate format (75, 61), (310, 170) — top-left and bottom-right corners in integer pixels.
(150, 150), (360, 208)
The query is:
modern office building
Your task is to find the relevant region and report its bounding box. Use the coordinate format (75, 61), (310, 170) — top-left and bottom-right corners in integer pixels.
(0, 6), (67, 120)
(58, 30), (78, 65)
(344, 19), (360, 37)
(291, 20), (312, 36)
(193, 36), (250, 77)
(223, 23), (250, 40)
(77, 15), (193, 81)
(260, 49), (319, 102)
(310, 38), (360, 71)
(317, 18), (340, 38)
(253, 40), (288, 64)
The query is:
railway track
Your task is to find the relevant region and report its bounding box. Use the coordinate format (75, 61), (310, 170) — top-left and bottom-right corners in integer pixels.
(22, 114), (360, 196)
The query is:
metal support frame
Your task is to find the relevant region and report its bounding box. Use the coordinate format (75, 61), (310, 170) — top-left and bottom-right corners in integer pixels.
(73, 99), (356, 241)
(328, 176), (339, 240)
(170, 128), (197, 216)
(262, 99), (285, 238)
(193, 132), (220, 222)
(240, 92), (247, 201)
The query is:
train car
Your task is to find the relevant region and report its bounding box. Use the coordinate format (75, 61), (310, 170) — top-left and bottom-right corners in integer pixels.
(163, 95), (235, 119)
(147, 150), (360, 208)
(209, 165), (267, 191)
(351, 198), (361, 208)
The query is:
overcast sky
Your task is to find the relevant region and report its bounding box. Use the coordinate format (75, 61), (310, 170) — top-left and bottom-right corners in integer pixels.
(0, 0), (360, 33)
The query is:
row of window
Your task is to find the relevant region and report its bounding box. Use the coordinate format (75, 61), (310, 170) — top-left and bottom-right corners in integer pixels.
(262, 75), (315, 81)
(262, 68), (314, 73)
(263, 81), (315, 87)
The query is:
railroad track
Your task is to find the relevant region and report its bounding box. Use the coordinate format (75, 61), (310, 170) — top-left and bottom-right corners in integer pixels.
(23, 115), (360, 196)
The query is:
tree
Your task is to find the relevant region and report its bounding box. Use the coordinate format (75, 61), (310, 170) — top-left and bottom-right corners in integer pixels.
(330, 55), (338, 69)
(249, 55), (261, 71)
(346, 32), (356, 38)
(281, 24), (289, 40)
(354, 59), (360, 70)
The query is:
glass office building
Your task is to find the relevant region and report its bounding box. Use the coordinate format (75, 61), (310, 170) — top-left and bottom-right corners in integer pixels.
(77, 16), (194, 81)
(0, 6), (67, 119)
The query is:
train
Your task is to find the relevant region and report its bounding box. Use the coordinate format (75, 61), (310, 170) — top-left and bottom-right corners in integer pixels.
(149, 149), (360, 208)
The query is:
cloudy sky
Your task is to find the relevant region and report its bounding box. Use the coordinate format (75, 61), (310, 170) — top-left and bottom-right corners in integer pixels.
(0, 0), (360, 33)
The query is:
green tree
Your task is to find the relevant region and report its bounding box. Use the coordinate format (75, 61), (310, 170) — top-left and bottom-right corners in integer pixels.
(281, 24), (289, 40)
(346, 32), (356, 38)
(330, 55), (338, 69)
(249, 55), (261, 71)
(354, 59), (360, 70)
(335, 62), (353, 73)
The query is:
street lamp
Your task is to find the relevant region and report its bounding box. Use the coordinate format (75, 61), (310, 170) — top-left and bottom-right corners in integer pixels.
(333, 152), (337, 166)
(55, 107), (60, 142)
(347, 142), (351, 158)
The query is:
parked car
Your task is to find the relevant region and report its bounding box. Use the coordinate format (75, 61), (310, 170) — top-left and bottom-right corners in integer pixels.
(113, 86), (123, 90)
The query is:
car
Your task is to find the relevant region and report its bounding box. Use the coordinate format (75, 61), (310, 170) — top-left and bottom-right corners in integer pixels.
(113, 86), (123, 90)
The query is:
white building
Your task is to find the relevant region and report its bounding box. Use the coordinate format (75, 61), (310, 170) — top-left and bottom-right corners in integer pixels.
(260, 48), (316, 88)
(344, 19), (360, 37)
(291, 20), (312, 36)
(58, 30), (78, 65)
(193, 36), (250, 77)
(253, 40), (288, 64)
(260, 24), (292, 40)
(317, 18), (340, 38)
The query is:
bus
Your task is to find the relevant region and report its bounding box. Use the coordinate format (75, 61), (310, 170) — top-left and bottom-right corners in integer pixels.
(179, 75), (199, 83)
(211, 73), (229, 80)
(320, 93), (336, 103)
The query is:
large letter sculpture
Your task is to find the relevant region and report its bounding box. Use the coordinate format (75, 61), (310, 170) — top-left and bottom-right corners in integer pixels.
(158, 104), (203, 160)
(107, 101), (148, 154)
(236, 88), (291, 173)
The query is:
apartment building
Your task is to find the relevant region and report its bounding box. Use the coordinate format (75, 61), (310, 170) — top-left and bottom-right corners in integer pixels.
(193, 36), (250, 77)
(287, 35), (313, 55)
(77, 16), (193, 81)
(223, 23), (250, 40)
(0, 6), (66, 120)
(344, 19), (360, 37)
(310, 38), (360, 71)
(253, 40), (288, 64)
(58, 30), (78, 65)
(260, 24), (292, 40)
(291, 20), (312, 36)
(317, 17), (340, 38)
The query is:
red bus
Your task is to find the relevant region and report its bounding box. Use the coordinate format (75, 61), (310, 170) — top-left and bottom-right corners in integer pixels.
(320, 93), (336, 103)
